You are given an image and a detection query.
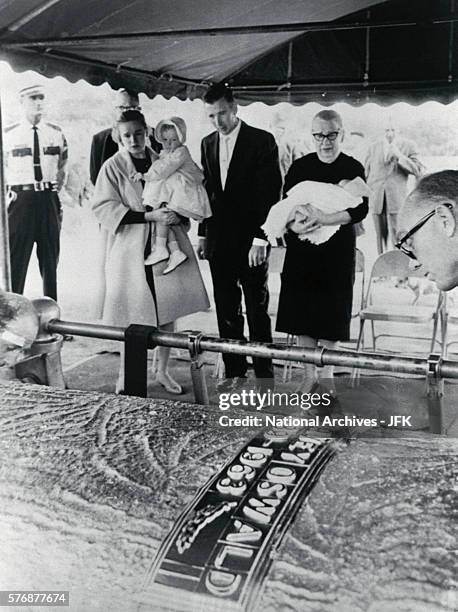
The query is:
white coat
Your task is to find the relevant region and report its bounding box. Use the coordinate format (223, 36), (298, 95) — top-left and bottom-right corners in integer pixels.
(365, 137), (423, 214)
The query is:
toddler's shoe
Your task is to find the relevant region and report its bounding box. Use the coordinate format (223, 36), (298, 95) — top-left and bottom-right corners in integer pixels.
(163, 250), (187, 275)
(145, 247), (169, 266)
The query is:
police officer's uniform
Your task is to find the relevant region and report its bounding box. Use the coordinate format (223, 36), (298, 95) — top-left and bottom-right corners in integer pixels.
(4, 89), (68, 301)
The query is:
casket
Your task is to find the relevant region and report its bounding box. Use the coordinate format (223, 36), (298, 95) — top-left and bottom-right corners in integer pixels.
(0, 384), (455, 612)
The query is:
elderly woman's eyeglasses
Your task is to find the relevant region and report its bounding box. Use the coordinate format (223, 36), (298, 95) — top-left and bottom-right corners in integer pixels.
(395, 203), (453, 259)
(312, 131), (340, 142)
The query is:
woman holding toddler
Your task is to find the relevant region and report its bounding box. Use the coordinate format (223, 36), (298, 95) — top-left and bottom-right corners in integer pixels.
(92, 110), (209, 395)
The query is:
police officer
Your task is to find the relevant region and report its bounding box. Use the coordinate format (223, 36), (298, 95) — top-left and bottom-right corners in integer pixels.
(4, 84), (68, 301)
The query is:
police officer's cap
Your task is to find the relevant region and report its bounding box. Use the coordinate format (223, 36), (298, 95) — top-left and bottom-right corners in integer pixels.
(19, 84), (45, 99)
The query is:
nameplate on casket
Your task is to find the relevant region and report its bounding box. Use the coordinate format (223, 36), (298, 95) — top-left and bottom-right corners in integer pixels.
(147, 429), (337, 611)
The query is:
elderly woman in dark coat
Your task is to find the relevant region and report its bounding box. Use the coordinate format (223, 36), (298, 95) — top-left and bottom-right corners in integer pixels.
(276, 110), (368, 396)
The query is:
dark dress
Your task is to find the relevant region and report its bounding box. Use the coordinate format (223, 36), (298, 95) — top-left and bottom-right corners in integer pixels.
(276, 152), (368, 341)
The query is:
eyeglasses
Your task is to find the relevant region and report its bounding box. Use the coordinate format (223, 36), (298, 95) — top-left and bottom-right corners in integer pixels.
(116, 105), (141, 111)
(312, 131), (340, 142)
(395, 203), (453, 260)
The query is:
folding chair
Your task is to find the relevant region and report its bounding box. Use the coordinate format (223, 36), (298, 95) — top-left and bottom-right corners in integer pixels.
(354, 250), (444, 358)
(441, 292), (458, 358)
(351, 248), (366, 319)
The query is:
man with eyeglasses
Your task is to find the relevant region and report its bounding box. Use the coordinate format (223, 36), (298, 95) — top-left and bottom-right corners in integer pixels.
(89, 88), (161, 184)
(397, 170), (458, 291)
(365, 119), (423, 255)
(4, 84), (68, 301)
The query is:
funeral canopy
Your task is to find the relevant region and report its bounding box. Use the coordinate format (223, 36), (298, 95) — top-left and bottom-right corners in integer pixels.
(0, 0), (456, 105)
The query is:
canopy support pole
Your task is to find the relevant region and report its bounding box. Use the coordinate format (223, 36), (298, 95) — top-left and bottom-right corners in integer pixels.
(449, 0), (455, 82)
(364, 10), (371, 86)
(286, 41), (293, 102)
(0, 85), (11, 291)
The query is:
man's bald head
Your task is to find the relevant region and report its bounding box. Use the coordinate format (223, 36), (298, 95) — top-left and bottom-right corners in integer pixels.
(405, 170), (458, 213)
(113, 88), (140, 119)
(398, 170), (458, 290)
(382, 114), (398, 143)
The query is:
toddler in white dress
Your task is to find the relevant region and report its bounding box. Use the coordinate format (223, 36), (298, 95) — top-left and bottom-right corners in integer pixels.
(142, 117), (211, 274)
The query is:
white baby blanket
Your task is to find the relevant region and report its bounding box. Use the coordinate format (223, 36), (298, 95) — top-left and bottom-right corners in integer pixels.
(262, 177), (371, 245)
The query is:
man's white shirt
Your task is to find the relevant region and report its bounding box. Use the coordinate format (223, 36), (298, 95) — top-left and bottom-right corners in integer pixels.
(219, 119), (242, 190)
(218, 119), (267, 247)
(4, 119), (68, 187)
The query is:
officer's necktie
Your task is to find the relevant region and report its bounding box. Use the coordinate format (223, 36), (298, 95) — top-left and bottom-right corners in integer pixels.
(32, 126), (43, 182)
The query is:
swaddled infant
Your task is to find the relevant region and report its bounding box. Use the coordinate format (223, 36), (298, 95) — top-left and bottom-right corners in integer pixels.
(262, 177), (371, 245)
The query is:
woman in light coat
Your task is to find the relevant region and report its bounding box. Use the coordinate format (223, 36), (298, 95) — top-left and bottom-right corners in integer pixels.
(92, 110), (209, 394)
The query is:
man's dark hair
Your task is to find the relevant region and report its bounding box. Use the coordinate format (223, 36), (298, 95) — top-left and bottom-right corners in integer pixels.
(414, 170), (458, 205)
(203, 82), (235, 105)
(115, 110), (147, 128)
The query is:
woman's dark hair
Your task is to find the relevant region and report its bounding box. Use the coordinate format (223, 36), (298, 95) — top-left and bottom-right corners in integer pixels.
(116, 109), (147, 128)
(112, 110), (147, 143)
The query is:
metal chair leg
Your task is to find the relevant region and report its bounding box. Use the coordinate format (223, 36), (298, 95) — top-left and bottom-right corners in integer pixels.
(283, 334), (296, 383)
(351, 319), (365, 386)
(440, 299), (448, 359)
(430, 311), (439, 355)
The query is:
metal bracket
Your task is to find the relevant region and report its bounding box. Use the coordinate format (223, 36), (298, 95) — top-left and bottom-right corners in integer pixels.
(427, 353), (443, 397)
(125, 324), (157, 397)
(187, 330), (209, 405)
(11, 297), (66, 388)
(315, 346), (326, 368)
(426, 353), (445, 434)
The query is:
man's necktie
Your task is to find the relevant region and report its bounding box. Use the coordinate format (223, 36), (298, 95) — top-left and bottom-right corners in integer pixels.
(32, 126), (43, 182)
(220, 136), (230, 188)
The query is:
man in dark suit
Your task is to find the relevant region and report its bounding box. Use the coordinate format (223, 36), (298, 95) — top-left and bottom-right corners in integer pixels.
(89, 88), (161, 184)
(198, 83), (282, 391)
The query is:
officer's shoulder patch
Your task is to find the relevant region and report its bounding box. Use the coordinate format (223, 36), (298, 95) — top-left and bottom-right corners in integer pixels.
(4, 123), (19, 133)
(45, 122), (62, 132)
